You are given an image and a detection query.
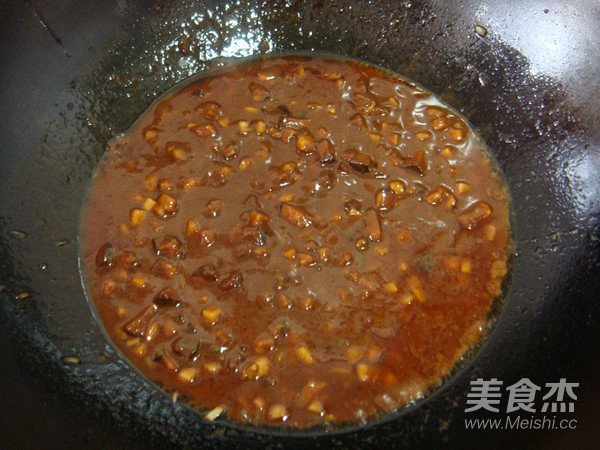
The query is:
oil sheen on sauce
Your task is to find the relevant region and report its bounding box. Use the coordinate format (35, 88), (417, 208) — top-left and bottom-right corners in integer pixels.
(80, 55), (513, 428)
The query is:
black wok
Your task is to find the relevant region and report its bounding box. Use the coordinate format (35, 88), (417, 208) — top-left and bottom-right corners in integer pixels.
(0, 0), (599, 448)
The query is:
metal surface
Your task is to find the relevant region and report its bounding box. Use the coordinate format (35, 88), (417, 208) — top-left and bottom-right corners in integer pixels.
(0, 0), (598, 448)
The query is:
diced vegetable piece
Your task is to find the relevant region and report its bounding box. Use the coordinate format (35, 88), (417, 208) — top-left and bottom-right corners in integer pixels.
(458, 201), (493, 230)
(153, 194), (178, 218)
(204, 405), (225, 421)
(279, 202), (312, 228)
(202, 306), (222, 325)
(155, 235), (183, 258)
(95, 243), (116, 269)
(307, 400), (324, 415)
(356, 363), (377, 382)
(296, 131), (316, 155)
(131, 276), (148, 288)
(375, 189), (395, 211)
(129, 208), (146, 227)
(190, 123), (218, 138)
(268, 404), (288, 421)
(402, 150), (428, 174)
(249, 210), (270, 225)
(297, 345), (315, 365)
(192, 264), (219, 282)
(218, 271), (243, 290)
(153, 287), (181, 308)
(364, 209), (382, 242)
(178, 367), (197, 383)
(123, 305), (156, 337)
(389, 179), (407, 196)
(152, 258), (177, 279)
(196, 101), (222, 120)
(490, 260), (508, 279)
(347, 150), (373, 173)
(249, 82), (270, 102)
(243, 356), (269, 379)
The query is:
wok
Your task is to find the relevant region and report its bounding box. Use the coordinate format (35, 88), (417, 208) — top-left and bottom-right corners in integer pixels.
(0, 0), (598, 448)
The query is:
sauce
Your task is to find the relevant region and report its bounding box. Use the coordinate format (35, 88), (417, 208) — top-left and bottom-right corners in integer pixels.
(80, 55), (513, 428)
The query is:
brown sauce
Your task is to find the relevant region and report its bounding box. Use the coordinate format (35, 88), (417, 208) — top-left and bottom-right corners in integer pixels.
(80, 55), (513, 428)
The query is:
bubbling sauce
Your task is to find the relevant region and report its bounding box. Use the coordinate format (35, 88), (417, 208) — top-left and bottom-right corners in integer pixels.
(81, 56), (512, 428)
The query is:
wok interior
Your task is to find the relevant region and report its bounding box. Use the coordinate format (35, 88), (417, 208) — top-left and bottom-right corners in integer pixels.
(0, 0), (598, 447)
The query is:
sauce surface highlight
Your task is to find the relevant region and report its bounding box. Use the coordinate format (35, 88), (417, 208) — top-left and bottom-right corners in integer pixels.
(81, 56), (513, 428)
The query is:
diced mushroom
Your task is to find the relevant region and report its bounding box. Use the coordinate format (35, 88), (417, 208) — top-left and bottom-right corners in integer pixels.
(279, 202), (312, 228)
(402, 150), (428, 175)
(155, 235), (183, 258)
(117, 251), (140, 270)
(95, 243), (116, 269)
(249, 210), (270, 226)
(375, 189), (395, 211)
(192, 264), (219, 282)
(364, 209), (382, 242)
(152, 258), (177, 279)
(279, 115), (309, 130)
(123, 305), (157, 337)
(196, 101), (222, 120)
(343, 198), (362, 218)
(346, 150), (373, 174)
(458, 201), (493, 230)
(153, 287), (182, 308)
(249, 82), (271, 102)
(218, 270), (243, 290)
(190, 123), (218, 138)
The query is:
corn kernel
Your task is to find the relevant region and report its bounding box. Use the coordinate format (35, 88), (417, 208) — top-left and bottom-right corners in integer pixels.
(217, 116), (230, 127)
(204, 362), (222, 375)
(346, 346), (362, 364)
(460, 259), (472, 273)
(238, 120), (250, 134)
(245, 356), (269, 379)
(133, 343), (146, 357)
(356, 363), (375, 382)
(129, 208), (146, 227)
(131, 276), (147, 288)
(485, 224), (497, 241)
(297, 345), (315, 365)
(202, 306), (221, 325)
(178, 367), (197, 383)
(307, 400), (324, 415)
(268, 404), (288, 421)
(455, 181), (470, 195)
(239, 157), (253, 170)
(411, 287), (427, 302)
(374, 246), (388, 256)
(142, 197), (156, 211)
(283, 247), (297, 260)
(449, 127), (467, 142)
(383, 282), (398, 294)
(279, 193), (295, 202)
(185, 218), (199, 235)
